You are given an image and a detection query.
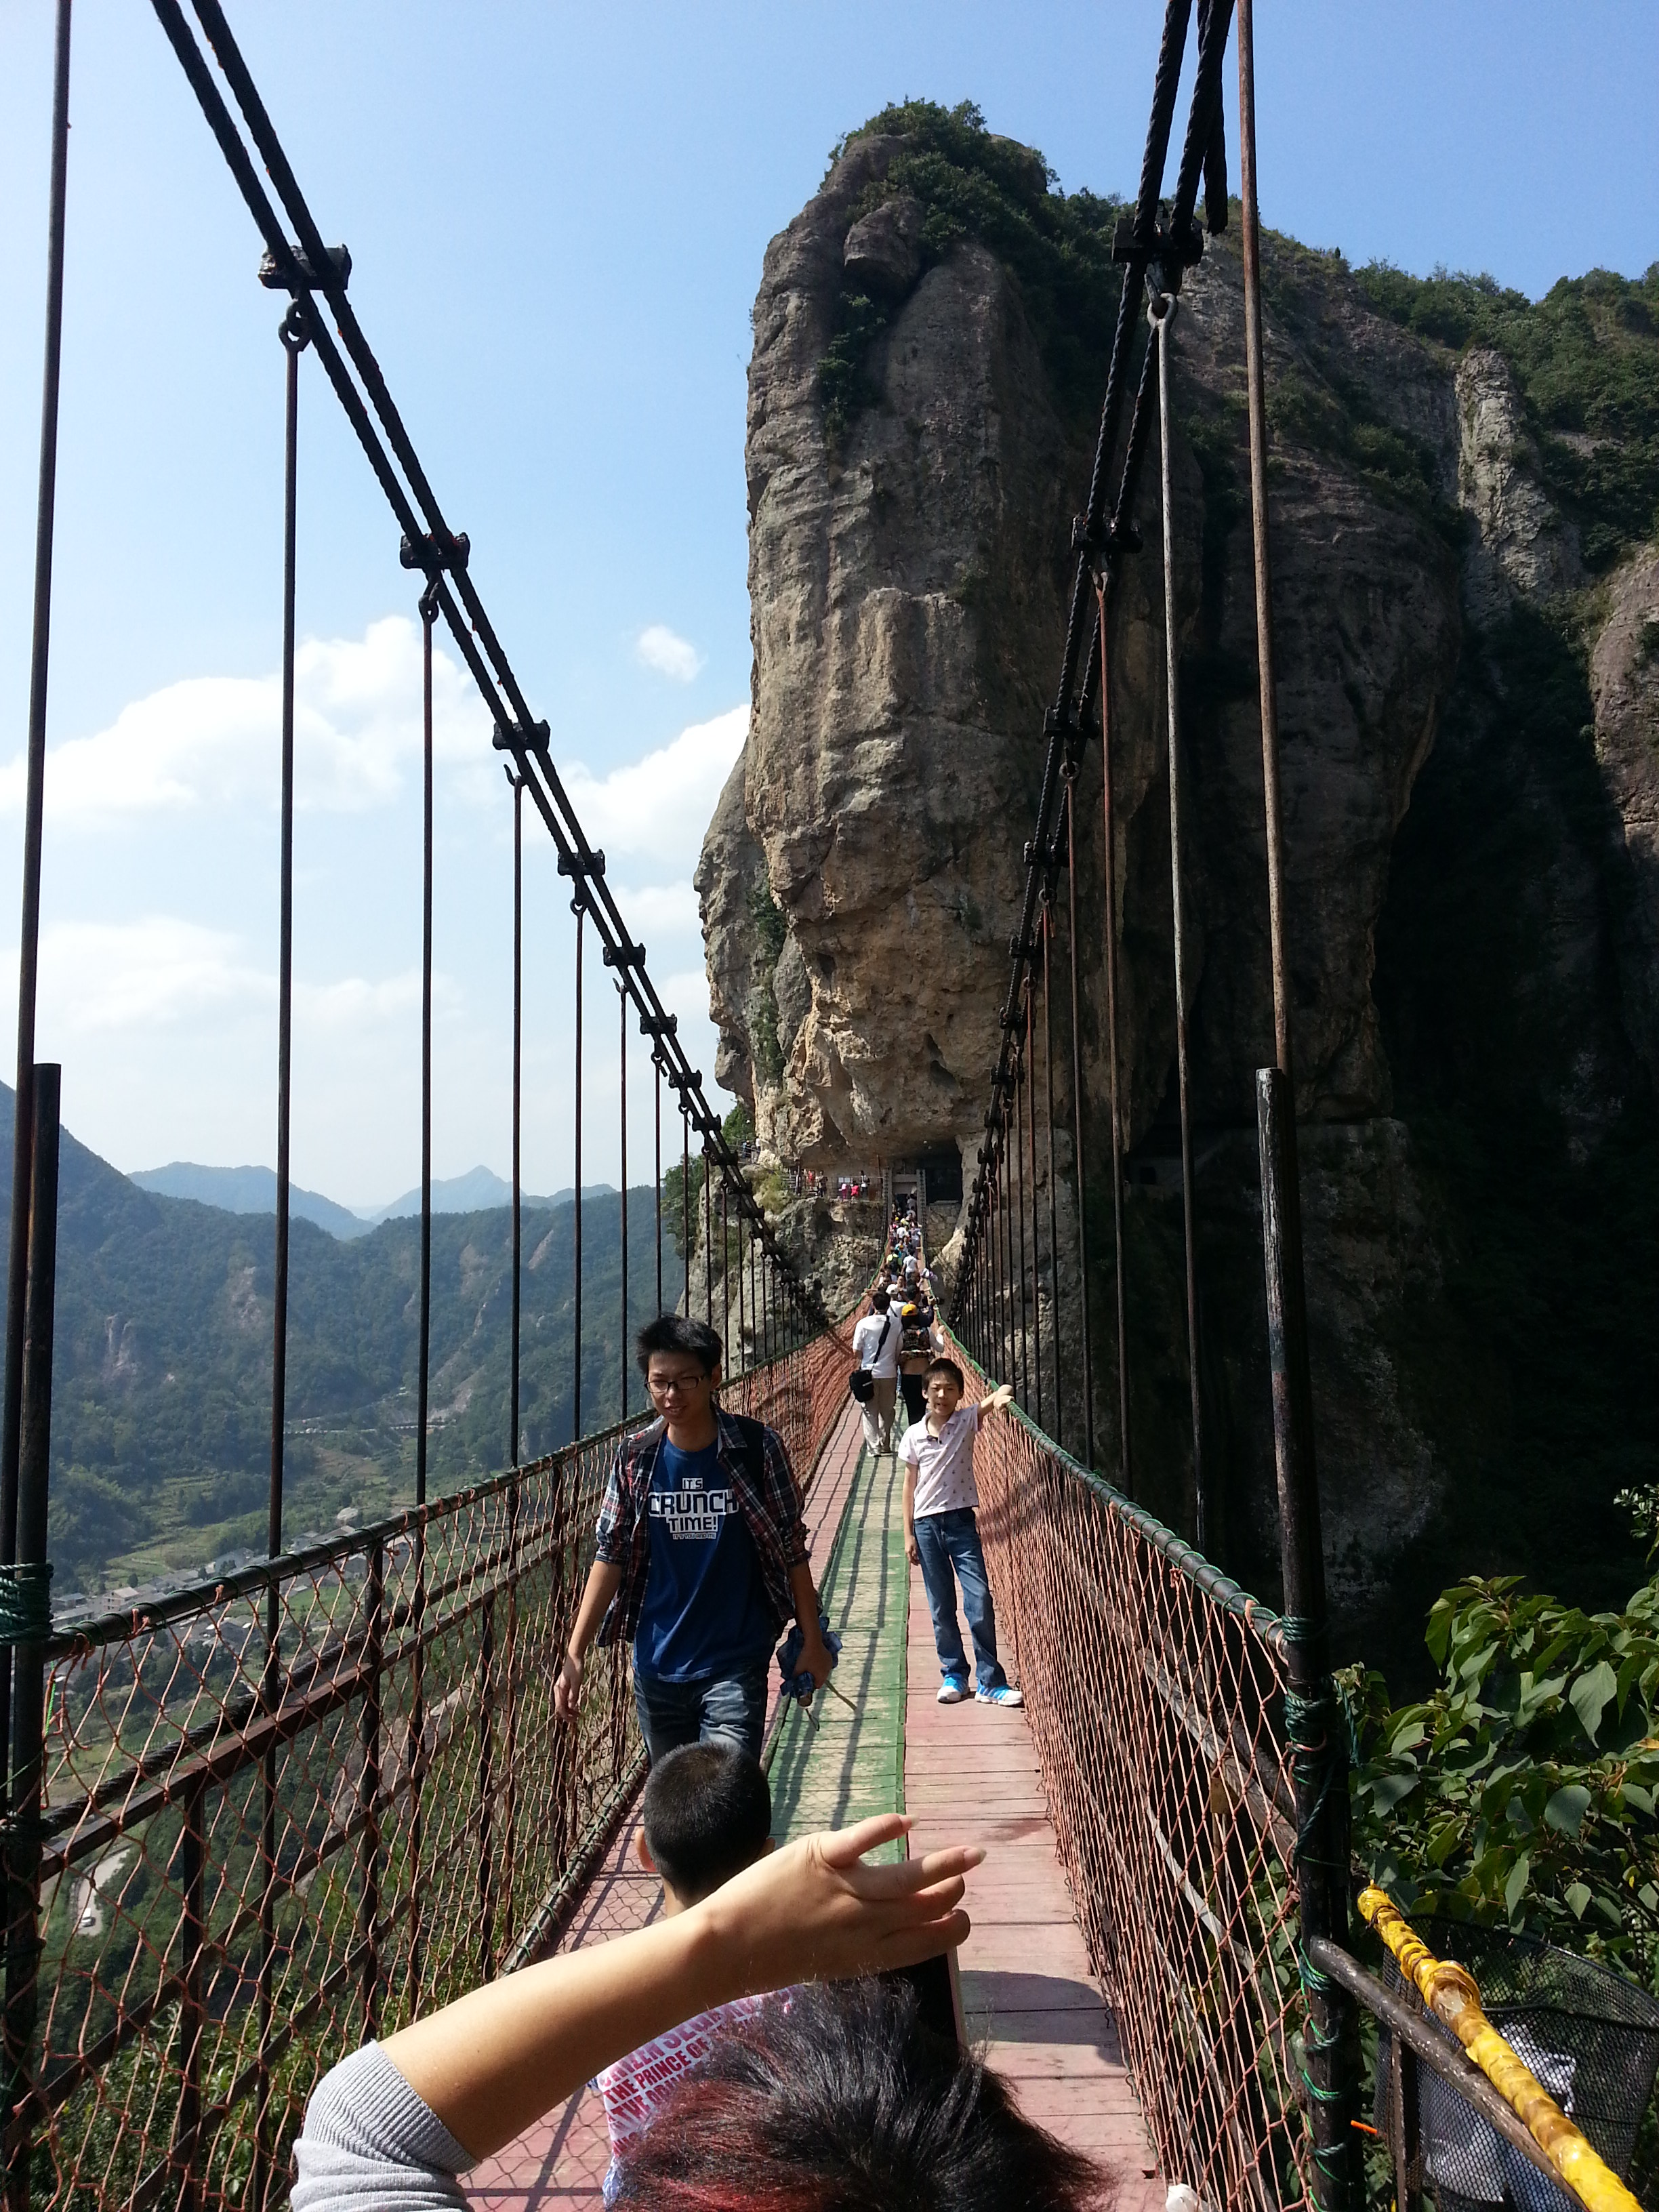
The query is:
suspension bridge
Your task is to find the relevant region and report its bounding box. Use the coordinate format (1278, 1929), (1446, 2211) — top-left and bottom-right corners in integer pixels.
(0, 5), (1643, 2211)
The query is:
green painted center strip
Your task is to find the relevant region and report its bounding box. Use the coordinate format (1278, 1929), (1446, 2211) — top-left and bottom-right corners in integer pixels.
(767, 1448), (909, 1864)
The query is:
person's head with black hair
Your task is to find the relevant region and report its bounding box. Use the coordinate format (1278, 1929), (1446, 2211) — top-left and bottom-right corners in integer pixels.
(926, 1355), (966, 1398)
(635, 1313), (724, 1379)
(611, 1976), (1103, 2209)
(870, 1287), (891, 1313)
(637, 1741), (773, 1910)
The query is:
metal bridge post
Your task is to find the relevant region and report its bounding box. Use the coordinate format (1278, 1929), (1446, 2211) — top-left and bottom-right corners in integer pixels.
(1238, 6), (1357, 2198)
(1258, 1067), (1355, 2205)
(3, 1065), (60, 2211)
(1, 3), (72, 1847)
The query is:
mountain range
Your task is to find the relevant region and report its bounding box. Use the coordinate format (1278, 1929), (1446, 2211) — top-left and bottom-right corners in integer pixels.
(130, 1160), (616, 1237)
(0, 1089), (677, 1595)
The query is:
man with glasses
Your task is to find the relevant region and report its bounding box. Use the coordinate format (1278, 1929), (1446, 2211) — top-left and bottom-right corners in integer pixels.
(554, 1315), (833, 1763)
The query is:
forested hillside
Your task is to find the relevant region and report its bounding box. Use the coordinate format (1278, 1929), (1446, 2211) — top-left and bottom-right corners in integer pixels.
(0, 1088), (670, 1592)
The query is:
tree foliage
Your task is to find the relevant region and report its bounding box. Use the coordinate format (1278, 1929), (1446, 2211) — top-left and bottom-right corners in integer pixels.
(819, 99), (1126, 443)
(1342, 1568), (1659, 1992)
(1355, 259), (1659, 571)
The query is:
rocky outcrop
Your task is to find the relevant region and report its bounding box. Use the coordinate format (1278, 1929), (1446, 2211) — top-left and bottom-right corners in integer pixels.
(698, 120), (1659, 1670)
(1457, 348), (1582, 624)
(1589, 544), (1659, 1087)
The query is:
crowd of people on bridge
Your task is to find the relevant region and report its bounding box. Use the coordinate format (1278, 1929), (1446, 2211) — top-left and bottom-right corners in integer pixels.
(293, 1307), (1070, 2208)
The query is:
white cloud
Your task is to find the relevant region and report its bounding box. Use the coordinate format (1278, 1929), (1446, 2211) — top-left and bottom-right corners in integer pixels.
(562, 705), (746, 863)
(634, 624), (705, 683)
(39, 918), (270, 1033)
(0, 617), (493, 825)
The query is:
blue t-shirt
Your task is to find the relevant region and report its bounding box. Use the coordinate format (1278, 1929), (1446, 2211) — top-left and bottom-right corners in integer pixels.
(633, 1438), (777, 1683)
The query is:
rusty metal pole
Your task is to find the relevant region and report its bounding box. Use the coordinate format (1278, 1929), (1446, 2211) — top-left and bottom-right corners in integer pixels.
(1, 8), (73, 1746)
(1240, 7), (1355, 2203)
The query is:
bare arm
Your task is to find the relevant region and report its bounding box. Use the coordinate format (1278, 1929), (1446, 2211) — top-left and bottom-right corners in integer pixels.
(377, 1815), (979, 2163)
(901, 1458), (918, 1564)
(976, 1382), (1015, 1420)
(552, 1558), (622, 1722)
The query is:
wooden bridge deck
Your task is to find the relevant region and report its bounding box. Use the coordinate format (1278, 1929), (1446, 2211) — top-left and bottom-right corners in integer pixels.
(466, 1404), (1159, 2206)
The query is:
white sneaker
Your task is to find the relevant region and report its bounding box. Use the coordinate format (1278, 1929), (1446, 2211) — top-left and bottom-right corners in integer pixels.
(975, 1683), (1024, 1708)
(937, 1675), (970, 1704)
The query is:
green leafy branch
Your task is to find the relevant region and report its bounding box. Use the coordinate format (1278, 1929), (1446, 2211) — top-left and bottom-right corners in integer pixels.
(1340, 1570), (1659, 1992)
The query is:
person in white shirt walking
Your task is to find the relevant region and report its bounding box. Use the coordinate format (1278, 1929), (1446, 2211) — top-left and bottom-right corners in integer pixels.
(898, 1358), (1023, 1707)
(851, 1289), (902, 1454)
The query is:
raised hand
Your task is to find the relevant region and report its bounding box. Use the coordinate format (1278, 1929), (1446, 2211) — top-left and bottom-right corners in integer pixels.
(701, 1813), (979, 1991)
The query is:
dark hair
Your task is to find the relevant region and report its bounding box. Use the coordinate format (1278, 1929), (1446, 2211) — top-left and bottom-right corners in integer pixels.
(636, 1313), (724, 1378)
(926, 1357), (965, 1394)
(641, 1742), (771, 1904)
(870, 1288), (891, 1312)
(612, 1978), (1103, 2209)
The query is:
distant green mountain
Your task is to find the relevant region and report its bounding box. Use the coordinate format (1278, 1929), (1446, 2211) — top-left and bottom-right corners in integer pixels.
(131, 1162), (375, 1240)
(128, 1160), (617, 1235)
(0, 1088), (676, 1593)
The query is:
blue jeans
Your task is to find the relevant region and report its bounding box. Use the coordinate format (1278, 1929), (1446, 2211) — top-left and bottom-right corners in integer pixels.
(632, 1658), (771, 1765)
(913, 1509), (1007, 1694)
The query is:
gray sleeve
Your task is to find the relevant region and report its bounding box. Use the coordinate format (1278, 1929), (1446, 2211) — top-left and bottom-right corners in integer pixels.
(290, 2042), (474, 2212)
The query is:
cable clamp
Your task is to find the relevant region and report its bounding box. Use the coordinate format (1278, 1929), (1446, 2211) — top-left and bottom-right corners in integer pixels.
(602, 939), (643, 970)
(1042, 703), (1080, 740)
(640, 1012), (678, 1040)
(1111, 213), (1203, 276)
(259, 243), (352, 293)
(556, 849), (606, 880)
(491, 719), (551, 755)
(399, 530), (470, 575)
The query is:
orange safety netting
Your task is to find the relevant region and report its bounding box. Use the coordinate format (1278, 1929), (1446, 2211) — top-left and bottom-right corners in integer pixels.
(7, 1324), (853, 2210)
(956, 1338), (1315, 2211)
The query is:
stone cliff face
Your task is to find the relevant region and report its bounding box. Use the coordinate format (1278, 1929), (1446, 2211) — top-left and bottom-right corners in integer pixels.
(699, 117), (1659, 1675)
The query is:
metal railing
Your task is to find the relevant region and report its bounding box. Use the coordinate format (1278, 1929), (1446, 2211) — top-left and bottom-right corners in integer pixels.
(1, 1324), (851, 2210)
(954, 1334), (1313, 2209)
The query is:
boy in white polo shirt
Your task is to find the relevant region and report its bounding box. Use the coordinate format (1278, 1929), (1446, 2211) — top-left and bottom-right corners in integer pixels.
(898, 1357), (1023, 1708)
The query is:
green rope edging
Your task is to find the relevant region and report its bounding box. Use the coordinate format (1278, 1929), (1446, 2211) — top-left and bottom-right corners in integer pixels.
(0, 1561), (53, 1645)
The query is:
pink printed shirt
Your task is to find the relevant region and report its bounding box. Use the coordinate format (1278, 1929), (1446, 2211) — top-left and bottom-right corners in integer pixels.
(596, 1992), (780, 2191)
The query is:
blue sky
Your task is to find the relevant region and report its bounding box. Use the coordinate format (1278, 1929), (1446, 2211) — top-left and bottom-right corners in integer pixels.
(0, 1), (1654, 1205)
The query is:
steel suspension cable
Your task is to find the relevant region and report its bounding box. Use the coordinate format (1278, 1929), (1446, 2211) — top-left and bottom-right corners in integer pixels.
(1013, 1046), (1031, 1408)
(1151, 293), (1206, 1546)
(148, 0), (827, 1336)
(1025, 984), (1044, 1434)
(416, 581), (436, 1507)
(1063, 776), (1097, 1465)
(1040, 896), (1063, 1446)
(681, 1102), (691, 1315)
(702, 1133), (714, 1329)
(1095, 579), (1134, 1495)
(571, 897), (584, 1443)
(257, 292), (306, 2210)
(653, 1053), (663, 1313)
(509, 769), (522, 1464)
(617, 975), (628, 1420)
(269, 302), (304, 1558)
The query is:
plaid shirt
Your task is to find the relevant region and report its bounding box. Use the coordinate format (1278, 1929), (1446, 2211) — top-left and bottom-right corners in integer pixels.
(592, 1410), (809, 1650)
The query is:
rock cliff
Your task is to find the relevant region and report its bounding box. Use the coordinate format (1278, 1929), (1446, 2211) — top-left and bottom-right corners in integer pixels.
(698, 105), (1659, 1675)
